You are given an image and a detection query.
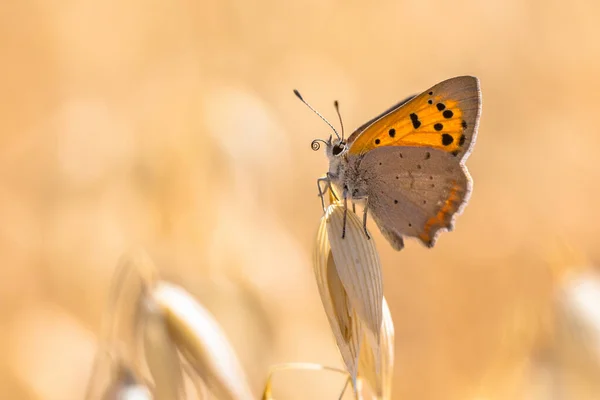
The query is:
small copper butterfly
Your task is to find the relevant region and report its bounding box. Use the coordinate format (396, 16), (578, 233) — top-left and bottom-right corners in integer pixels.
(296, 76), (482, 250)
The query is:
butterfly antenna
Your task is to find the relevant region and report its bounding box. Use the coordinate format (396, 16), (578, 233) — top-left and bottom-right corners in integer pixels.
(334, 100), (345, 141)
(293, 90), (341, 141)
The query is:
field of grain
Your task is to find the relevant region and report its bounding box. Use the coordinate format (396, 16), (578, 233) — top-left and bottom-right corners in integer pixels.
(1, 1), (600, 399)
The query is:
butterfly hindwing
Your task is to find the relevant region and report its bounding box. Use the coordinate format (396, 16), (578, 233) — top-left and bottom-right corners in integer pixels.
(347, 76), (481, 161)
(353, 146), (471, 248)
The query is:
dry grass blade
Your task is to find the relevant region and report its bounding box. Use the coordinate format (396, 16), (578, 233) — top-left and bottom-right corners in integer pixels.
(358, 298), (395, 400)
(261, 362), (352, 400)
(326, 204), (383, 341)
(314, 212), (363, 385)
(142, 297), (185, 400)
(151, 282), (254, 400)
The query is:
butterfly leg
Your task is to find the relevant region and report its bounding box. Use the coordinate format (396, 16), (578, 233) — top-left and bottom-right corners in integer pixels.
(342, 186), (348, 239)
(362, 198), (371, 240)
(316, 176), (329, 212)
(317, 174), (340, 212)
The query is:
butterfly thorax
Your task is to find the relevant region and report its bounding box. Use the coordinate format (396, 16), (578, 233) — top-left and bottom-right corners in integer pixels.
(327, 151), (369, 200)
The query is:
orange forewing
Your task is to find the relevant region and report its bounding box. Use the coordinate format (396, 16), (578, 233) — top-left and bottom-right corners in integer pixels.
(347, 76), (480, 159)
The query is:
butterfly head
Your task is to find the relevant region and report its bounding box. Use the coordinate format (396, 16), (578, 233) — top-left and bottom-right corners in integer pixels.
(310, 135), (347, 157)
(331, 137), (347, 156)
(294, 89), (348, 157)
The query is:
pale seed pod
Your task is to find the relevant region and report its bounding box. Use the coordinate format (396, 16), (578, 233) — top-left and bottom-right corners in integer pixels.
(314, 211), (363, 384)
(150, 282), (254, 400)
(358, 297), (395, 400)
(325, 203), (383, 341)
(141, 297), (185, 400)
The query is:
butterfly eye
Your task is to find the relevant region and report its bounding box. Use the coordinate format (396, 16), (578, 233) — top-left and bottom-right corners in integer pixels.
(332, 143), (346, 156)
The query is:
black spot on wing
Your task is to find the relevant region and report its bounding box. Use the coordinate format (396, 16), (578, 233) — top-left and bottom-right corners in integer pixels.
(441, 133), (453, 146)
(410, 113), (421, 129)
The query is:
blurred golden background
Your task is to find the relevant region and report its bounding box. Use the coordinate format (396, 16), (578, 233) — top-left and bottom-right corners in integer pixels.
(2, 0), (600, 399)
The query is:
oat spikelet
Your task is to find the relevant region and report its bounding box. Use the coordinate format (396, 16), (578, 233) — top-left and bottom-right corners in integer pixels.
(86, 250), (158, 400)
(151, 282), (254, 400)
(358, 297), (395, 399)
(326, 203), (383, 340)
(314, 212), (363, 384)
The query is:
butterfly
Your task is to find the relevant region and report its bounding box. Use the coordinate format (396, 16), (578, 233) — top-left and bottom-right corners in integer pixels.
(296, 76), (482, 250)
